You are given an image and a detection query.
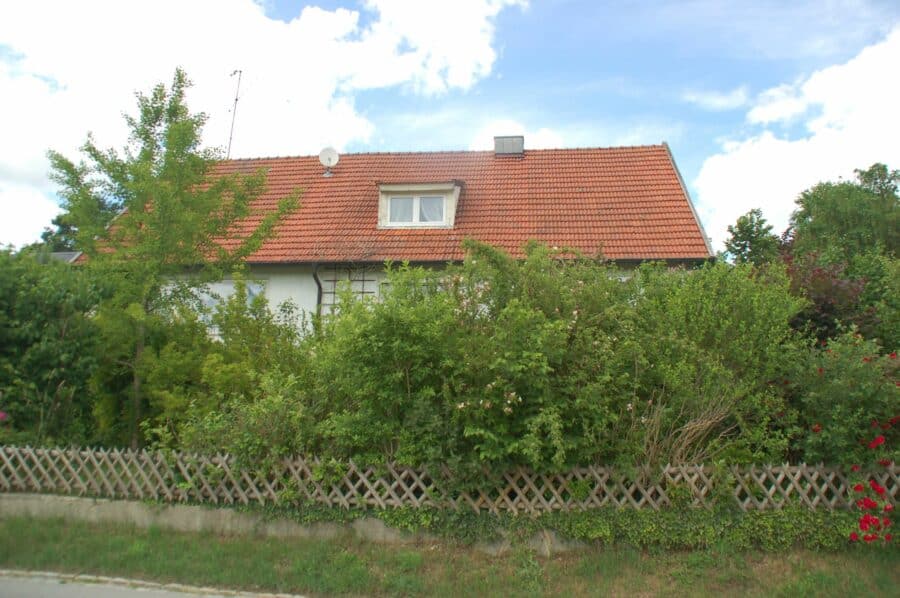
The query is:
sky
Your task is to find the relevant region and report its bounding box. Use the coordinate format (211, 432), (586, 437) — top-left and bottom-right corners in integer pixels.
(2, 0), (899, 250)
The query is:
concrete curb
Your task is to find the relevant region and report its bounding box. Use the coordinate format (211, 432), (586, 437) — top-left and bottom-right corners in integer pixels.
(0, 493), (588, 556)
(0, 568), (303, 597)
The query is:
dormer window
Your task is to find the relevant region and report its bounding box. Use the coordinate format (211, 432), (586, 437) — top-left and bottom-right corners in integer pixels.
(378, 183), (460, 228)
(389, 195), (444, 224)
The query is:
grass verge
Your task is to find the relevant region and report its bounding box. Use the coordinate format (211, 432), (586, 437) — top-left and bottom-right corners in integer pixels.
(1, 516), (898, 597)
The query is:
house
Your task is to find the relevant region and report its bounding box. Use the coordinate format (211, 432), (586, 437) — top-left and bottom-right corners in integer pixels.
(207, 136), (713, 316)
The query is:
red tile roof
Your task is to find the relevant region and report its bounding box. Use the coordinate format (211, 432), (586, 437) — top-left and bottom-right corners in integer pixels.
(215, 144), (712, 263)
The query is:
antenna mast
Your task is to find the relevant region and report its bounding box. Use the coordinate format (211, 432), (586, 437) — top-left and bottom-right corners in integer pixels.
(226, 69), (242, 159)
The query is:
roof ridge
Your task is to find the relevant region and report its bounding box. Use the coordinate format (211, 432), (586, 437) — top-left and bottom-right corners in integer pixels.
(222, 143), (667, 163)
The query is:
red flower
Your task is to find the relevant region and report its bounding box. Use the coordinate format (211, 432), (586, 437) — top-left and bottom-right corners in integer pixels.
(854, 483), (865, 492)
(860, 497), (879, 510)
(850, 531), (859, 541)
(864, 534), (878, 543)
(860, 513), (882, 532)
(812, 423), (822, 433)
(886, 534), (893, 541)
(851, 464), (861, 472)
(817, 367), (824, 376)
(862, 356), (872, 363)
(870, 480), (886, 496)
(879, 459), (892, 467)
(882, 423), (892, 430)
(890, 416), (900, 425)
(884, 518), (892, 527)
(885, 504), (895, 512)
(890, 352), (897, 359)
(868, 435), (886, 449)
(871, 419), (880, 429)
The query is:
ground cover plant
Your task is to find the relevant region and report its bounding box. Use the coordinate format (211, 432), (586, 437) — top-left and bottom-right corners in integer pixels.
(0, 517), (897, 597)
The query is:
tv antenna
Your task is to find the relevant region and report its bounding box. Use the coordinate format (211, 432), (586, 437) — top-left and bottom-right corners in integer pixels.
(226, 69), (242, 159)
(319, 147), (339, 177)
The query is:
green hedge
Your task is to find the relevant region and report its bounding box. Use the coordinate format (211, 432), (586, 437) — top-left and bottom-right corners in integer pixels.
(245, 501), (873, 553)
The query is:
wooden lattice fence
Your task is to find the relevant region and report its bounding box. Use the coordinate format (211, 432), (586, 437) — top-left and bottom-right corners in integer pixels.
(1, 446), (897, 514)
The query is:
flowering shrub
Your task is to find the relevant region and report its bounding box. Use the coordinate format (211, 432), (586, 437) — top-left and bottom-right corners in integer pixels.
(791, 332), (899, 465)
(849, 441), (895, 546)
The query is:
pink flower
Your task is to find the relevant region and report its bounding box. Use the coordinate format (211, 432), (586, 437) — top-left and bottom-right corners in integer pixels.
(0, 411), (7, 422)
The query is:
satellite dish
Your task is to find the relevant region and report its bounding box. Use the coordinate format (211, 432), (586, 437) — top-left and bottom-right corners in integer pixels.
(319, 147), (339, 174)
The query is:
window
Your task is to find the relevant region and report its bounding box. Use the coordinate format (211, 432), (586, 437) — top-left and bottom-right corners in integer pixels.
(378, 183), (461, 228)
(388, 195), (445, 225)
(390, 197), (414, 222)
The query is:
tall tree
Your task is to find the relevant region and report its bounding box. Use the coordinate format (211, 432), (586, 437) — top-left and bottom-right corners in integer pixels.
(788, 163), (899, 261)
(724, 208), (781, 266)
(49, 69), (299, 447)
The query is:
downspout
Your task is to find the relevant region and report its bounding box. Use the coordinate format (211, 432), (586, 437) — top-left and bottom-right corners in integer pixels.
(312, 262), (323, 319)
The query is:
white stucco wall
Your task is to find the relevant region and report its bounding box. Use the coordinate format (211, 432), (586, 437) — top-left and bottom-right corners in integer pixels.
(206, 264), (388, 321)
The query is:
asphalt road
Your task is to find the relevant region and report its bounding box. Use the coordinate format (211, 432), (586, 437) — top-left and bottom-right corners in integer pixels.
(0, 573), (302, 598)
(0, 577), (226, 597)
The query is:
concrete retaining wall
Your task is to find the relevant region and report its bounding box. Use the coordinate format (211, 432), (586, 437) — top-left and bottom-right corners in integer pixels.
(0, 493), (586, 556)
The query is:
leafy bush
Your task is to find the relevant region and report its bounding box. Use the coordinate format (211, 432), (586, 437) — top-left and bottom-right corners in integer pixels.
(303, 243), (642, 476)
(790, 332), (899, 465)
(143, 276), (309, 451)
(272, 242), (807, 478)
(626, 262), (805, 465)
(0, 250), (102, 444)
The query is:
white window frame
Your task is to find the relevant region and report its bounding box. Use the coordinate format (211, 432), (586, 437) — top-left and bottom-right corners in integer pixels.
(378, 183), (461, 229)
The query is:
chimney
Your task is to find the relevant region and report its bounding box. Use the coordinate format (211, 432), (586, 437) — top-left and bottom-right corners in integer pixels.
(494, 135), (524, 156)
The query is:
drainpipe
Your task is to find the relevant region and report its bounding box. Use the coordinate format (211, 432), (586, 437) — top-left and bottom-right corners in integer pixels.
(312, 262), (323, 319)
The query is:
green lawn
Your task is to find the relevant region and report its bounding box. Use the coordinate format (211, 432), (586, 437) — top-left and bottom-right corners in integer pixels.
(1, 516), (897, 597)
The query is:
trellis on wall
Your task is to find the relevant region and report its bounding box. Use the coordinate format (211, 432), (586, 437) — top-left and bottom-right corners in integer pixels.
(1, 446), (896, 515)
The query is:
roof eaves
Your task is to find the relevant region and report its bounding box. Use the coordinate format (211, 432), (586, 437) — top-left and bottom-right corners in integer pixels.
(662, 141), (715, 258)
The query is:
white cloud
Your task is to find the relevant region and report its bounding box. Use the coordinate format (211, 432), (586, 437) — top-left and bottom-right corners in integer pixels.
(468, 119), (564, 150)
(0, 0), (524, 247)
(693, 26), (900, 250)
(0, 184), (62, 249)
(746, 83), (809, 124)
(682, 86), (749, 111)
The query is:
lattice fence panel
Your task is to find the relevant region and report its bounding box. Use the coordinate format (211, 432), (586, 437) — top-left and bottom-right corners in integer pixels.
(1, 446), (897, 514)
